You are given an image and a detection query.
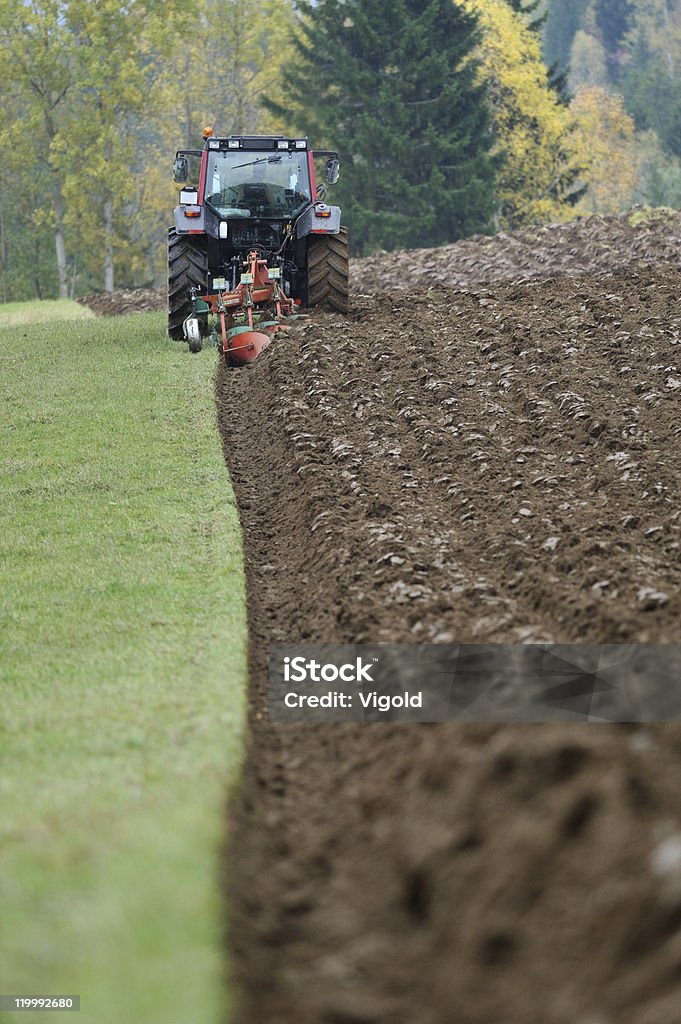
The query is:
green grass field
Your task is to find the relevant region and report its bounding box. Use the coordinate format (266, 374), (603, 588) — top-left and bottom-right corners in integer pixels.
(0, 298), (94, 326)
(0, 304), (246, 1024)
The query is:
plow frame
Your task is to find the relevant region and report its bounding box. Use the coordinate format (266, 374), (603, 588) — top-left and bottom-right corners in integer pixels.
(186, 251), (304, 366)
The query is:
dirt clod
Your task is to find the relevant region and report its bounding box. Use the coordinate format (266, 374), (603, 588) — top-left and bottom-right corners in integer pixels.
(77, 286), (165, 316)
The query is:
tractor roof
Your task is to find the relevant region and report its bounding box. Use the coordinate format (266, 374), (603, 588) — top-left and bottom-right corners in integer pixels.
(204, 135), (310, 152)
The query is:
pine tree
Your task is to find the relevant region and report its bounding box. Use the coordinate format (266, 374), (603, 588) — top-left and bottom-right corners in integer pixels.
(594, 0), (634, 56)
(267, 0), (498, 254)
(620, 4), (681, 161)
(506, 0), (545, 34)
(543, 0), (590, 71)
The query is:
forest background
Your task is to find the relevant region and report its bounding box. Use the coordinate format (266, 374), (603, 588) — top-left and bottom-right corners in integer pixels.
(0, 0), (676, 300)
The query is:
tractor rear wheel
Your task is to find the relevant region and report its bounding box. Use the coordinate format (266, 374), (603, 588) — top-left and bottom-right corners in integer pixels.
(167, 228), (208, 340)
(306, 227), (349, 314)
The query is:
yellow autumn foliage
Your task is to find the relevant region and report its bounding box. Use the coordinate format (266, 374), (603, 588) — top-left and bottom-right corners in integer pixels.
(455, 0), (580, 228)
(570, 86), (639, 216)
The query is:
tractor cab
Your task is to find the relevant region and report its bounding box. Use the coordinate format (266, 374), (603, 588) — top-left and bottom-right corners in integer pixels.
(172, 134), (340, 235)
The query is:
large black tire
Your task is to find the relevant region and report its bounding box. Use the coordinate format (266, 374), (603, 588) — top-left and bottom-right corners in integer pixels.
(306, 227), (349, 314)
(167, 228), (208, 340)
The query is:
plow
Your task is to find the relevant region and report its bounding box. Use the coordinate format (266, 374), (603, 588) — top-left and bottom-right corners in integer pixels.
(168, 130), (349, 365)
(184, 250), (306, 367)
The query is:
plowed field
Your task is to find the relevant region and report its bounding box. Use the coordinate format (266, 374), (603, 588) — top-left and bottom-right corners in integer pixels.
(219, 238), (681, 1024)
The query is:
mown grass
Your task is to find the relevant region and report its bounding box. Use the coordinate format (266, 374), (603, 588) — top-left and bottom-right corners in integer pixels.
(0, 309), (246, 1024)
(0, 298), (94, 325)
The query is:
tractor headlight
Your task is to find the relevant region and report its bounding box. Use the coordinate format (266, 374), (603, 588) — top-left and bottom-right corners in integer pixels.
(208, 139), (220, 149)
(295, 139), (306, 149)
(277, 140), (289, 150)
(227, 139), (240, 149)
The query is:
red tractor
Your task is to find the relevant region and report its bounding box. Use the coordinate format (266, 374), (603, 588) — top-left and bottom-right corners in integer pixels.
(168, 131), (348, 364)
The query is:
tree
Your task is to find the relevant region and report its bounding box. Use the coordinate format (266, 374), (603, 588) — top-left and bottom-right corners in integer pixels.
(139, 0), (297, 288)
(0, 86), (57, 301)
(620, 0), (681, 159)
(569, 29), (608, 89)
(0, 0), (301, 300)
(634, 128), (681, 207)
(571, 85), (639, 214)
(164, 0), (296, 148)
(506, 0), (546, 34)
(504, 2), (572, 106)
(61, 0), (188, 292)
(267, 0), (498, 255)
(457, 0), (583, 227)
(543, 0), (591, 71)
(594, 0), (635, 56)
(0, 1), (76, 298)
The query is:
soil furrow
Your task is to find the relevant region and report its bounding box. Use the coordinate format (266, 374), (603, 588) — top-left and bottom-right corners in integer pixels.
(219, 263), (681, 1024)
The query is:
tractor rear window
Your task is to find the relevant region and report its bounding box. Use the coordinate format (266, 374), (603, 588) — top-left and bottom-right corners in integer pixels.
(205, 150), (311, 219)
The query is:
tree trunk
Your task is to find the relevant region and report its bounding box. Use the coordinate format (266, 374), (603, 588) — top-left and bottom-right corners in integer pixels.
(34, 235), (43, 300)
(663, 0), (675, 79)
(104, 196), (114, 292)
(0, 193), (8, 303)
(184, 49), (193, 147)
(53, 177), (69, 299)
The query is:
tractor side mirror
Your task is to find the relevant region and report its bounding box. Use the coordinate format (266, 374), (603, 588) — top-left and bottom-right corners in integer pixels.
(174, 157), (189, 183)
(325, 157), (340, 185)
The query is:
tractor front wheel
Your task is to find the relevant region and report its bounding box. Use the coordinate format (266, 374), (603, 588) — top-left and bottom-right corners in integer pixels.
(306, 227), (349, 314)
(167, 228), (208, 340)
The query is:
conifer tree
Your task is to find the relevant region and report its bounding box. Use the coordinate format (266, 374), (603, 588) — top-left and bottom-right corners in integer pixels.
(543, 0), (591, 71)
(268, 0), (498, 254)
(507, 0), (545, 35)
(594, 0), (634, 57)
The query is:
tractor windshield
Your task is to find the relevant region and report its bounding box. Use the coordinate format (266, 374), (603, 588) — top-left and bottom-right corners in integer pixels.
(205, 150), (312, 219)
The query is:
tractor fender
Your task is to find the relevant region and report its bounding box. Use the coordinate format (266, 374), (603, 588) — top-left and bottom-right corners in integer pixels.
(296, 204), (342, 238)
(173, 205), (206, 234)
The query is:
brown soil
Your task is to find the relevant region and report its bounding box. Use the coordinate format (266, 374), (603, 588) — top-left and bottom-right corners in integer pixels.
(219, 246), (681, 1024)
(77, 285), (165, 316)
(351, 209), (681, 294)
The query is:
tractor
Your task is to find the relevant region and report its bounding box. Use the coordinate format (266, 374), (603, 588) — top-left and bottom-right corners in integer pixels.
(168, 130), (349, 364)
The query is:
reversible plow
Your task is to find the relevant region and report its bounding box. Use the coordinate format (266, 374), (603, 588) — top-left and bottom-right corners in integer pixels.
(168, 131), (349, 365)
(184, 250), (306, 367)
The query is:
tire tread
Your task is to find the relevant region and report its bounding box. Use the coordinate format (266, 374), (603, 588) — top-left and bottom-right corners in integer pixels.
(306, 227), (349, 314)
(167, 228), (208, 340)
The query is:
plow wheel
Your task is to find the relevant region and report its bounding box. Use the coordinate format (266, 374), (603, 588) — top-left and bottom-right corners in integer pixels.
(307, 226), (349, 314)
(167, 228), (208, 340)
